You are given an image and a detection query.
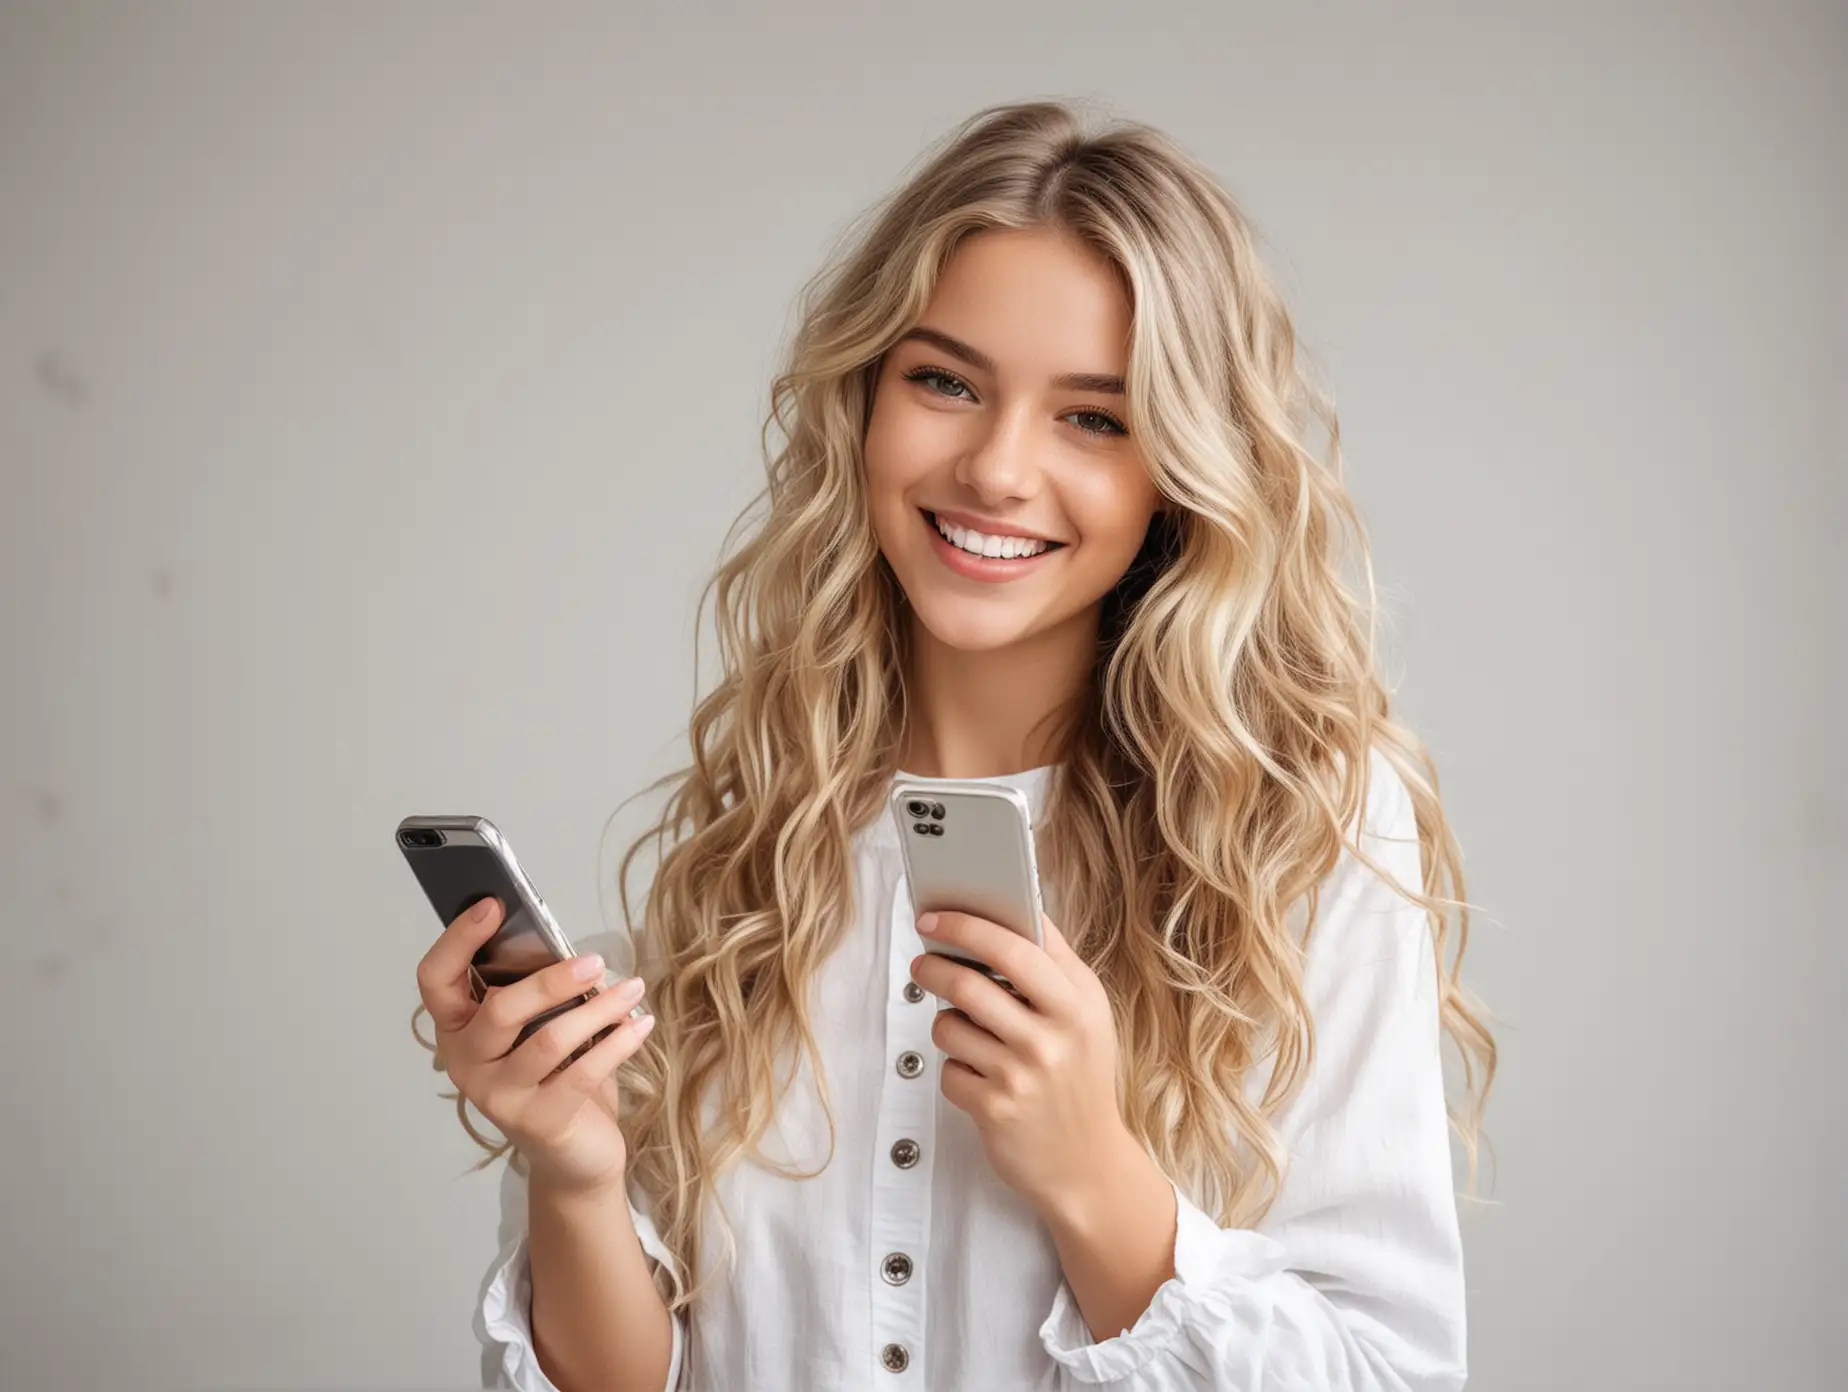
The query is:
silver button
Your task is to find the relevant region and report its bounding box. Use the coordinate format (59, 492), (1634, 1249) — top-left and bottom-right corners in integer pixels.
(896, 1050), (924, 1079)
(890, 1138), (920, 1169)
(881, 1342), (910, 1373)
(903, 981), (925, 1004)
(881, 1251), (913, 1285)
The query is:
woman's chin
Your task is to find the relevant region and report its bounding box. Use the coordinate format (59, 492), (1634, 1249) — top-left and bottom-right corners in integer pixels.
(905, 597), (1043, 655)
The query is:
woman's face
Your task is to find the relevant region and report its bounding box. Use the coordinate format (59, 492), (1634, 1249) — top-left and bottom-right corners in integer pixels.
(864, 227), (1164, 656)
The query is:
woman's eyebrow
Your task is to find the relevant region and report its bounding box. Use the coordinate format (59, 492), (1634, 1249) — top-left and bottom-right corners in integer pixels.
(896, 325), (1125, 395)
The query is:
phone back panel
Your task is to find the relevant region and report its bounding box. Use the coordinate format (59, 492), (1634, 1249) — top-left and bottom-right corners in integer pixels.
(889, 782), (1044, 984)
(397, 814), (601, 1048)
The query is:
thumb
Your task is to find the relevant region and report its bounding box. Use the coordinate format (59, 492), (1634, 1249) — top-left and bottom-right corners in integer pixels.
(1039, 912), (1074, 963)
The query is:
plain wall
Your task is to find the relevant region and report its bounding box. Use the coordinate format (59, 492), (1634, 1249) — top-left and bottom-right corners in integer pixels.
(2, 2), (1841, 1388)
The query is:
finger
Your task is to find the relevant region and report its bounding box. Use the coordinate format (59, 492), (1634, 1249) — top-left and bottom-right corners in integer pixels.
(517, 1010), (658, 1135)
(939, 1056), (990, 1117)
(931, 1006), (1010, 1079)
(463, 951), (615, 1063)
(1037, 914), (1109, 1008)
(500, 976), (649, 1088)
(917, 911), (1077, 1020)
(1038, 913), (1077, 967)
(416, 896), (508, 1034)
(911, 951), (1037, 1046)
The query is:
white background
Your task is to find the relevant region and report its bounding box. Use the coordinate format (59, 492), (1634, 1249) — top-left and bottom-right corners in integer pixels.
(2, 3), (1842, 1388)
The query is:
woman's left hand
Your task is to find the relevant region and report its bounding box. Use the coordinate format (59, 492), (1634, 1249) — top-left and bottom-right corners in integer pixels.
(910, 910), (1137, 1219)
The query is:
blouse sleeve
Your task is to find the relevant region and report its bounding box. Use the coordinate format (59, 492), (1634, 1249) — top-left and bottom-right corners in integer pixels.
(1038, 748), (1468, 1390)
(475, 1152), (688, 1391)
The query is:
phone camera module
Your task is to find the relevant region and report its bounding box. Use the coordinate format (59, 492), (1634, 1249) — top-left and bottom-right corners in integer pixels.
(399, 829), (445, 849)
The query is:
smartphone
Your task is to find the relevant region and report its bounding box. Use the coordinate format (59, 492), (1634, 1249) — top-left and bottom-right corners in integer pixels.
(396, 814), (646, 1062)
(888, 780), (1045, 995)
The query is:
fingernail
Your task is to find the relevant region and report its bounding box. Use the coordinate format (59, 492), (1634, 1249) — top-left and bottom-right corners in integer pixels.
(615, 975), (646, 1000)
(472, 898), (497, 922)
(571, 954), (604, 981)
(635, 1013), (657, 1036)
(917, 913), (939, 936)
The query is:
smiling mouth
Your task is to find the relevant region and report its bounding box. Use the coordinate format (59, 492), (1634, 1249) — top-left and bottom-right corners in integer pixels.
(922, 509), (1066, 561)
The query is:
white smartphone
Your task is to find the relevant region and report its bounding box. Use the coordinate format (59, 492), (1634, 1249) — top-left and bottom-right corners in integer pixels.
(888, 780), (1045, 994)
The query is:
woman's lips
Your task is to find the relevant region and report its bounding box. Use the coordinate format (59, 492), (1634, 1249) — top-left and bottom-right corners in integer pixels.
(921, 509), (1062, 584)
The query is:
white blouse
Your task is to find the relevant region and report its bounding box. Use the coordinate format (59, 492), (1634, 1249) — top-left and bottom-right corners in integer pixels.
(474, 747), (1467, 1390)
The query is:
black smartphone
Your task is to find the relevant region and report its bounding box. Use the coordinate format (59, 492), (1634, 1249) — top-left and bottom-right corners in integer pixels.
(397, 814), (643, 1059)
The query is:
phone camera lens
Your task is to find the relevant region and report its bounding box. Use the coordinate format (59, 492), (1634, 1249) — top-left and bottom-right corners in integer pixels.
(907, 800), (928, 818)
(399, 829), (445, 849)
(912, 821), (931, 835)
(927, 823), (943, 836)
(929, 802), (945, 820)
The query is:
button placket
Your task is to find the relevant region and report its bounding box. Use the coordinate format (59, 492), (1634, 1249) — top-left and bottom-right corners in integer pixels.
(870, 868), (935, 1380)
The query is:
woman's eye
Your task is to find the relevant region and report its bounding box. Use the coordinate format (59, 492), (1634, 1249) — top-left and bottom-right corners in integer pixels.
(1069, 410), (1127, 437)
(903, 366), (973, 400)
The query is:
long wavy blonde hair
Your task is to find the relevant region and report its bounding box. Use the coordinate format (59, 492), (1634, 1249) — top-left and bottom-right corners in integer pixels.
(415, 97), (1495, 1320)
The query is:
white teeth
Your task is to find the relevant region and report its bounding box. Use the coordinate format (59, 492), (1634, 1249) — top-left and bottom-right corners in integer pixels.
(933, 514), (1050, 560)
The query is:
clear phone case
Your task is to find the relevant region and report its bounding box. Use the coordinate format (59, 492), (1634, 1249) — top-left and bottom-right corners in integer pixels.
(888, 780), (1045, 993)
(396, 814), (646, 1065)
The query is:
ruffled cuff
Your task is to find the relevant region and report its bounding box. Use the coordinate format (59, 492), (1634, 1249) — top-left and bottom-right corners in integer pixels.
(477, 1230), (686, 1392)
(1038, 1177), (1287, 1386)
(477, 1235), (561, 1392)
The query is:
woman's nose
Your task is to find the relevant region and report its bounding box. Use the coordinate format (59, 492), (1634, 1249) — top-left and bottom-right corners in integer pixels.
(953, 412), (1041, 503)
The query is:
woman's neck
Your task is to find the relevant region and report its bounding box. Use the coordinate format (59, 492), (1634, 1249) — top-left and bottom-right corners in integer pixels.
(897, 606), (1097, 779)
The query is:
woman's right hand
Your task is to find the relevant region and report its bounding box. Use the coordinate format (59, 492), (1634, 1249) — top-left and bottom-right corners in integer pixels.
(416, 896), (656, 1198)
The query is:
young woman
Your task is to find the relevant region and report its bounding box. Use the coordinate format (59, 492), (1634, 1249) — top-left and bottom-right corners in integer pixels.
(414, 99), (1496, 1392)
